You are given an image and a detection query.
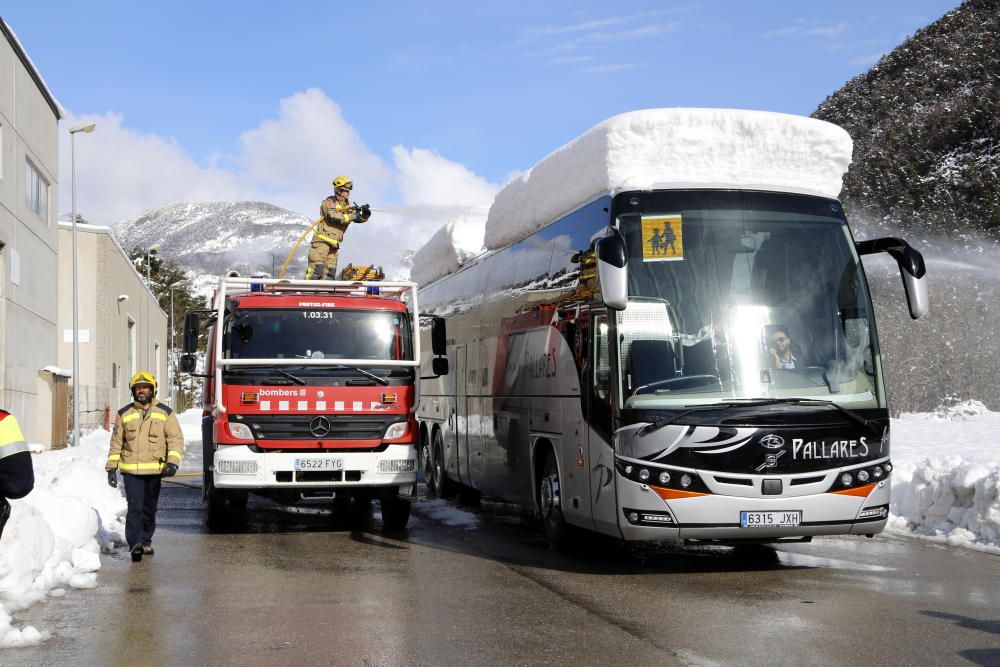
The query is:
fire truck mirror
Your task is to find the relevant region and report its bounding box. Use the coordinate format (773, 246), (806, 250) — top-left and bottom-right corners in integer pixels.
(432, 357), (449, 377)
(183, 312), (200, 353)
(431, 317), (447, 356)
(179, 354), (197, 374)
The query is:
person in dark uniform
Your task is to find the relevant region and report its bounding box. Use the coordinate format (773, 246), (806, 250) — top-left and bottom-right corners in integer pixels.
(0, 408), (33, 541)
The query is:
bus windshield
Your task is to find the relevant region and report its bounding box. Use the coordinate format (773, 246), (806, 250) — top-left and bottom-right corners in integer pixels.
(613, 190), (884, 411)
(225, 308), (413, 366)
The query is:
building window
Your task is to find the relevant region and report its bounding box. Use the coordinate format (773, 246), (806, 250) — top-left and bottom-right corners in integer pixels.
(112, 362), (118, 389)
(128, 317), (136, 379)
(25, 159), (49, 221)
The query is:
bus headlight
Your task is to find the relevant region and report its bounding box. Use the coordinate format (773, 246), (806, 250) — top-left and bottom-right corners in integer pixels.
(659, 472), (671, 485)
(841, 473), (854, 487)
(383, 421), (408, 439)
(857, 469), (870, 483)
(680, 474), (692, 488)
(228, 422), (254, 440)
(639, 468), (650, 481)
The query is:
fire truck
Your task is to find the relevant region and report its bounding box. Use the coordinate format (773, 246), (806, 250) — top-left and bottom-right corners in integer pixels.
(180, 274), (448, 529)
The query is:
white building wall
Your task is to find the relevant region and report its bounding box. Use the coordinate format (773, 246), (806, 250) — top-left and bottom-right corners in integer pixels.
(57, 224), (169, 426)
(0, 20), (61, 446)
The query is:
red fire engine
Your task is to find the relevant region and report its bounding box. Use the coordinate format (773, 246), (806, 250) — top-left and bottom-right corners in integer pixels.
(180, 275), (447, 529)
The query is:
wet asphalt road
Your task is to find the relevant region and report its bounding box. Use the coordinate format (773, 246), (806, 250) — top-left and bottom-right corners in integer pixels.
(8, 480), (1000, 667)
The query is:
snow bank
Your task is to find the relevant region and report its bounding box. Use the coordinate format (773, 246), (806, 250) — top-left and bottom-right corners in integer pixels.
(484, 108), (853, 250)
(0, 428), (126, 647)
(411, 213), (487, 285)
(888, 401), (1000, 553)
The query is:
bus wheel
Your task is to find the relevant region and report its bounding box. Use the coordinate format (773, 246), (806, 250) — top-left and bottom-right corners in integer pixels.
(539, 450), (572, 550)
(381, 496), (411, 531)
(422, 438), (437, 497)
(431, 430), (453, 499)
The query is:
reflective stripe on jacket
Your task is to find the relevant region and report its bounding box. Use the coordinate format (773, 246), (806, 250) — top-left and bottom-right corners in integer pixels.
(0, 411), (29, 461)
(106, 402), (184, 475)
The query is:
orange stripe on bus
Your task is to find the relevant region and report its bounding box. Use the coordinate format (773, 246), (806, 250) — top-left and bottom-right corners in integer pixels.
(829, 483), (876, 497)
(651, 485), (708, 501)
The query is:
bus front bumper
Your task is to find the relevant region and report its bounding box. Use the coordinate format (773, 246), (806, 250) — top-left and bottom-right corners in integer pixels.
(617, 477), (890, 542)
(212, 444), (417, 491)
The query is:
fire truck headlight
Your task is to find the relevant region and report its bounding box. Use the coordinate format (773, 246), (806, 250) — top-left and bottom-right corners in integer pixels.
(383, 421), (408, 440)
(228, 422), (254, 440)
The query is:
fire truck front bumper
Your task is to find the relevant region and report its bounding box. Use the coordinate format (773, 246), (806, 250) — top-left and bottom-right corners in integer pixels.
(212, 444), (417, 491)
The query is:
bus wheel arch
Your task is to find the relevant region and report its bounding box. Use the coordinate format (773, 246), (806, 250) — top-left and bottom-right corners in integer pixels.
(533, 438), (572, 549)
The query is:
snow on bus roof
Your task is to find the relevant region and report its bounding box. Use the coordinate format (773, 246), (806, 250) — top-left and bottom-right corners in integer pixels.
(411, 212), (487, 285)
(483, 108), (853, 250)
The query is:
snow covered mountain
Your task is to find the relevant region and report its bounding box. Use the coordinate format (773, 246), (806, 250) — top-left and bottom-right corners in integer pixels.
(113, 201), (314, 277)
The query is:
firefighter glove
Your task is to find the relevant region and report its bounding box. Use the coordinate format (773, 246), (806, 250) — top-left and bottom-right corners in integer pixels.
(107, 470), (118, 488)
(163, 463), (178, 477)
(360, 203), (371, 217)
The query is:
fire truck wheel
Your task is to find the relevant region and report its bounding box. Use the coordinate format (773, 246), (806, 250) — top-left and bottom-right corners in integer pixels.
(539, 449), (573, 550)
(380, 496), (411, 531)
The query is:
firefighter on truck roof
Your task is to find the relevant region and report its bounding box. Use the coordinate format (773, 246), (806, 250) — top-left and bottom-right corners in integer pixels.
(105, 372), (184, 562)
(0, 407), (34, 541)
(306, 175), (372, 280)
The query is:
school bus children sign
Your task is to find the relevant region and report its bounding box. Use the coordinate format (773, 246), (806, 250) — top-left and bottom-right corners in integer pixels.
(640, 214), (683, 261)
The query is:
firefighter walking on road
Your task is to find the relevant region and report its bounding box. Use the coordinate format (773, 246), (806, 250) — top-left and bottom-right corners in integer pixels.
(306, 175), (371, 280)
(106, 372), (183, 562)
(0, 408), (33, 541)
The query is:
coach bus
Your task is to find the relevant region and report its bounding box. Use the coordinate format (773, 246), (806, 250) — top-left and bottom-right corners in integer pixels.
(416, 109), (927, 547)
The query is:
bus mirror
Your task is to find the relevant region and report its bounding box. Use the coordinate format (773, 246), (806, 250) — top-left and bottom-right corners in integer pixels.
(432, 357), (449, 377)
(596, 228), (628, 311)
(431, 317), (447, 356)
(179, 354), (197, 373)
(183, 313), (200, 353)
(856, 237), (928, 319)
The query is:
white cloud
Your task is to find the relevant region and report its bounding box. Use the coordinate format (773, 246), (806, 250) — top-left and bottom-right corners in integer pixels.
(804, 22), (848, 37)
(58, 88), (498, 274)
(237, 88), (393, 207)
(581, 63), (640, 74)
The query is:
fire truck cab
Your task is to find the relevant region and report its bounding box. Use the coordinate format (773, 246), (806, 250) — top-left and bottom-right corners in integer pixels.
(181, 275), (446, 530)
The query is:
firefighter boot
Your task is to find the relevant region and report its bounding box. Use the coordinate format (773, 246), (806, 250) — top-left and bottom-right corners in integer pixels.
(305, 263), (327, 280)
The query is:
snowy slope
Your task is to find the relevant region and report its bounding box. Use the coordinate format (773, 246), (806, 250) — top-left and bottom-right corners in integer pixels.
(113, 201), (313, 277)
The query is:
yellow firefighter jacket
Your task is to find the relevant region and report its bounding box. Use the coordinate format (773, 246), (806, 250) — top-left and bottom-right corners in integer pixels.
(313, 197), (370, 247)
(0, 410), (29, 461)
(105, 402), (183, 475)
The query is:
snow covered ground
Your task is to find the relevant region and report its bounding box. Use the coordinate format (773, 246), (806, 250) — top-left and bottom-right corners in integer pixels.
(0, 403), (996, 649)
(887, 400), (1000, 553)
(0, 409), (203, 648)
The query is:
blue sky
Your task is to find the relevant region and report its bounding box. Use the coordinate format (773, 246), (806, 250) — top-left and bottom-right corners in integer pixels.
(2, 0), (963, 263)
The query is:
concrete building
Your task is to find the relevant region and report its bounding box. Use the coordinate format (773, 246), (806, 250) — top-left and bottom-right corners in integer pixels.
(57, 222), (169, 429)
(0, 19), (63, 446)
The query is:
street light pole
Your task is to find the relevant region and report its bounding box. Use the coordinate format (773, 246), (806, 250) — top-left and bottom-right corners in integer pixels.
(69, 122), (96, 447)
(144, 245), (159, 373)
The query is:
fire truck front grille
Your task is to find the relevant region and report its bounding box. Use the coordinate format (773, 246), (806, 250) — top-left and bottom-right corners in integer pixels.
(242, 414), (398, 440)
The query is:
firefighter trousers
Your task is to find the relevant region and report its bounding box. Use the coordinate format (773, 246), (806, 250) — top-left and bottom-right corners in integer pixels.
(306, 240), (339, 280)
(122, 473), (162, 548)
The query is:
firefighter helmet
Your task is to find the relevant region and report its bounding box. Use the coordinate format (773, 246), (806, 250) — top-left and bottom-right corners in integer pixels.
(129, 371), (157, 394)
(332, 175), (353, 190)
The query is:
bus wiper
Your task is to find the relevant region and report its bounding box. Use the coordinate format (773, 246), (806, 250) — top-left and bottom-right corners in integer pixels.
(334, 365), (389, 386)
(639, 403), (746, 435)
(735, 398), (877, 432)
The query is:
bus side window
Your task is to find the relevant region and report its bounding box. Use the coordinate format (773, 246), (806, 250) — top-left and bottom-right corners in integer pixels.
(593, 312), (611, 404)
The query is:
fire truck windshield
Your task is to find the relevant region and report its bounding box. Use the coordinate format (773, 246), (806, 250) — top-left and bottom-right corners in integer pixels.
(225, 308), (413, 368)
